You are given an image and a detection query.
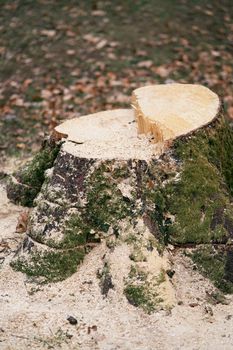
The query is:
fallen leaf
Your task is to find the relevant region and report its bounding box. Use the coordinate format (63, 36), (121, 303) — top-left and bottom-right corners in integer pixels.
(153, 65), (170, 78)
(10, 96), (24, 106)
(16, 143), (26, 149)
(66, 49), (76, 56)
(16, 211), (29, 233)
(22, 79), (32, 89)
(66, 30), (76, 37)
(137, 60), (153, 68)
(83, 34), (100, 44)
(96, 39), (108, 50)
(40, 29), (56, 37)
(228, 106), (233, 119)
(41, 89), (52, 99)
(91, 10), (106, 16)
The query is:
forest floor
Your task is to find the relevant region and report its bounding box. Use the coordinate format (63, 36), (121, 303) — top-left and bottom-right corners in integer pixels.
(0, 0), (232, 161)
(0, 1), (233, 349)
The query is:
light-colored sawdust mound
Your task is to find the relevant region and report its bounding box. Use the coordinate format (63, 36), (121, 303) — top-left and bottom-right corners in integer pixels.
(1, 182), (233, 350)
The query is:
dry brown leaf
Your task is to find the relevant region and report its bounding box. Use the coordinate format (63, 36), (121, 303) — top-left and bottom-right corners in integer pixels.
(16, 143), (26, 149)
(22, 79), (32, 89)
(41, 89), (52, 99)
(66, 49), (76, 56)
(0, 241), (10, 252)
(137, 60), (153, 68)
(83, 34), (100, 44)
(96, 39), (107, 50)
(16, 211), (29, 233)
(10, 96), (24, 106)
(228, 106), (233, 120)
(91, 10), (106, 16)
(0, 47), (6, 54)
(66, 30), (76, 37)
(152, 65), (170, 78)
(40, 29), (56, 37)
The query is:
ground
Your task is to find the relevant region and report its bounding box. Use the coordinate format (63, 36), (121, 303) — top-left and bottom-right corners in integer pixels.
(1, 180), (233, 350)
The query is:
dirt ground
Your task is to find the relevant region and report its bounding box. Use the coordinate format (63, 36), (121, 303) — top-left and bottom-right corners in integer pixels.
(1, 175), (233, 350)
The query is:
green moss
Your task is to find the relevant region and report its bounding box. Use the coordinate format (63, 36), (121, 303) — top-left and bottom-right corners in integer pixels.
(124, 234), (138, 244)
(129, 248), (146, 262)
(156, 269), (166, 284)
(85, 163), (132, 232)
(124, 284), (162, 314)
(206, 290), (229, 305)
(7, 178), (41, 207)
(128, 265), (148, 281)
(191, 246), (233, 294)
(165, 156), (229, 243)
(167, 117), (233, 244)
(143, 116), (233, 245)
(10, 249), (85, 284)
(174, 117), (233, 195)
(45, 214), (100, 250)
(125, 263), (165, 313)
(140, 166), (173, 244)
(17, 145), (60, 188)
(61, 215), (95, 248)
(112, 165), (131, 179)
(124, 285), (148, 307)
(149, 237), (165, 255)
(44, 164), (134, 248)
(97, 262), (114, 296)
(8, 141), (61, 207)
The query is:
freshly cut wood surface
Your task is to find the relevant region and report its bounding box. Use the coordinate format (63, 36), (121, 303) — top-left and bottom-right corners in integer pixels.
(55, 109), (158, 160)
(132, 84), (220, 142)
(55, 109), (134, 143)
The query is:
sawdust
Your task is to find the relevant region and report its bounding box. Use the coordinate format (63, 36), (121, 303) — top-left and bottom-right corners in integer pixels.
(1, 181), (233, 350)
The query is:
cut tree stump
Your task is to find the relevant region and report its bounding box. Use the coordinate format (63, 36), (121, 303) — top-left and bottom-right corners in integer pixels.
(6, 84), (233, 298)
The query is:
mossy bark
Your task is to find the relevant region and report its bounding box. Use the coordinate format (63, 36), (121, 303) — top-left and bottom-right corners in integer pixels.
(9, 113), (233, 286)
(7, 138), (62, 207)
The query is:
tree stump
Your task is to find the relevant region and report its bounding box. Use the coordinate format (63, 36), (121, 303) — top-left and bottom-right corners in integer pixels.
(7, 84), (233, 301)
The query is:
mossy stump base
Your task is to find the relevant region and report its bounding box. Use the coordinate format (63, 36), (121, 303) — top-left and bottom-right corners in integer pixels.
(6, 85), (233, 295)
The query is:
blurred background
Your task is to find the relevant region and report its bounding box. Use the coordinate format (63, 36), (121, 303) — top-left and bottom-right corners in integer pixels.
(0, 0), (232, 162)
